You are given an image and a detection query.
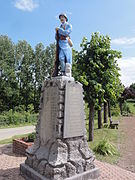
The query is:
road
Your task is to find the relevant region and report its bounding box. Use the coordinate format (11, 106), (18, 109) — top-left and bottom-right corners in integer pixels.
(0, 126), (35, 140)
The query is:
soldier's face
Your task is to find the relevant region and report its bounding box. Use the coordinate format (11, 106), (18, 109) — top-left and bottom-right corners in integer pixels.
(60, 16), (66, 23)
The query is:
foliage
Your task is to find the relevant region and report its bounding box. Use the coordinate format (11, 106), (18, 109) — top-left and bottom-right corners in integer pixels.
(130, 83), (135, 91)
(0, 35), (55, 113)
(111, 104), (121, 117)
(0, 109), (37, 127)
(15, 40), (34, 112)
(73, 32), (122, 140)
(126, 101), (135, 115)
(28, 132), (36, 142)
(32, 43), (55, 112)
(93, 139), (118, 156)
(74, 32), (122, 105)
(0, 35), (19, 112)
(122, 101), (131, 116)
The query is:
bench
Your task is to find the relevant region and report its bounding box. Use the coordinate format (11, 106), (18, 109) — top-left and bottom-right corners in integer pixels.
(110, 120), (119, 129)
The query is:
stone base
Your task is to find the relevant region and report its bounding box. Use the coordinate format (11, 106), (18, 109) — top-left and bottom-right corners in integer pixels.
(20, 78), (100, 179)
(20, 163), (100, 180)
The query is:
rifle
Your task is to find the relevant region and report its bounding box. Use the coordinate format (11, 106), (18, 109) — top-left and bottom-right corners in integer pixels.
(52, 30), (59, 77)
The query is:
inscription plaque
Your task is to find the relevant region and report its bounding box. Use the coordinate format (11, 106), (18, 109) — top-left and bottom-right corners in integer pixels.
(40, 86), (58, 145)
(63, 82), (85, 138)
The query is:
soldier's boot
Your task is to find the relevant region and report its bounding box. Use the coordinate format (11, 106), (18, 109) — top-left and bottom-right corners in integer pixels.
(65, 63), (72, 77)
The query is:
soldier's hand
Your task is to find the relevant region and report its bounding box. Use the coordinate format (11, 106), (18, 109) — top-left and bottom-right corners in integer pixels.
(55, 27), (59, 31)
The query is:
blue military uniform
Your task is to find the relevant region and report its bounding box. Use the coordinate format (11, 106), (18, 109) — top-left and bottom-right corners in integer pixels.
(58, 21), (72, 72)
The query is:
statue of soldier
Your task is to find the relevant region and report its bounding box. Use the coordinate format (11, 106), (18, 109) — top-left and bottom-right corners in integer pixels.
(52, 13), (73, 77)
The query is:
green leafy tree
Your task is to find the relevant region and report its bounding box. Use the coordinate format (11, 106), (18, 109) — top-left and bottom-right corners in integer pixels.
(74, 35), (105, 141)
(0, 35), (19, 112)
(130, 83), (135, 91)
(15, 40), (34, 112)
(43, 43), (56, 77)
(33, 43), (45, 112)
(74, 32), (122, 141)
(32, 43), (55, 112)
(91, 34), (122, 124)
(0, 34), (55, 114)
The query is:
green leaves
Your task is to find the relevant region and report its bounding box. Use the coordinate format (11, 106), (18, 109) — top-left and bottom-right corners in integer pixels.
(79, 75), (88, 86)
(74, 32), (123, 108)
(0, 35), (55, 113)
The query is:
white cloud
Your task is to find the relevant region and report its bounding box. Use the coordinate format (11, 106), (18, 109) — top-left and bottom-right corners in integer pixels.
(112, 37), (135, 46)
(117, 57), (135, 87)
(14, 0), (39, 12)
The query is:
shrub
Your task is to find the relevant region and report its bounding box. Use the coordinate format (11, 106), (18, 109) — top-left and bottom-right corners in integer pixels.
(122, 102), (131, 116)
(14, 105), (25, 113)
(93, 139), (118, 156)
(28, 132), (36, 142)
(0, 109), (37, 127)
(103, 123), (109, 128)
(111, 104), (120, 117)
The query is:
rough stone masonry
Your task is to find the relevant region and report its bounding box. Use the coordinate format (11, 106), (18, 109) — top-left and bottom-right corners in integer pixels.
(20, 76), (99, 180)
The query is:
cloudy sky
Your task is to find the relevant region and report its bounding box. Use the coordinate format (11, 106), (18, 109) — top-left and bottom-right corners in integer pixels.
(0, 0), (135, 87)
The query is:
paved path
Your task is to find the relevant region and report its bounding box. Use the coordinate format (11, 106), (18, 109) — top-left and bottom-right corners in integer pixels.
(0, 144), (135, 180)
(0, 126), (35, 140)
(117, 116), (135, 173)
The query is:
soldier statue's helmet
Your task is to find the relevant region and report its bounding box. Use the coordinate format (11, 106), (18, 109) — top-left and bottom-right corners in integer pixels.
(59, 13), (68, 22)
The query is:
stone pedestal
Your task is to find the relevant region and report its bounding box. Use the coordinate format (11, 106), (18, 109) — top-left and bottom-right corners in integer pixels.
(20, 76), (100, 180)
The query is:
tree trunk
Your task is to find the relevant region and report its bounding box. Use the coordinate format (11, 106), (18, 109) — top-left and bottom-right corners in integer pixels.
(107, 100), (112, 124)
(104, 102), (108, 123)
(98, 98), (102, 129)
(88, 102), (95, 141)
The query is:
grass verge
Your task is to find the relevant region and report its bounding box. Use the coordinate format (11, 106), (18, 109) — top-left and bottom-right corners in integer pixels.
(85, 110), (122, 164)
(0, 133), (30, 145)
(88, 125), (120, 164)
(126, 101), (135, 115)
(0, 122), (36, 129)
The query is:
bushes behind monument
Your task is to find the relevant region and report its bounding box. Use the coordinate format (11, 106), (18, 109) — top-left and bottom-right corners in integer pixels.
(0, 104), (37, 127)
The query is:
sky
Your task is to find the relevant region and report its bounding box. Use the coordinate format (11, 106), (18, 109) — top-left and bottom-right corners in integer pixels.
(0, 0), (135, 87)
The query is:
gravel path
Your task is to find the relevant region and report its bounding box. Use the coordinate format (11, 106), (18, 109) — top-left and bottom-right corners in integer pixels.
(0, 144), (25, 180)
(0, 126), (35, 140)
(117, 116), (135, 173)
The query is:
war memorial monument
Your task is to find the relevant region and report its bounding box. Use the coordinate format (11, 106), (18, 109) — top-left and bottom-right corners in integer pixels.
(20, 13), (100, 180)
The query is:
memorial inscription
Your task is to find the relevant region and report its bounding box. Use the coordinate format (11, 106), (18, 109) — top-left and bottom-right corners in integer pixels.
(40, 85), (59, 145)
(63, 82), (85, 138)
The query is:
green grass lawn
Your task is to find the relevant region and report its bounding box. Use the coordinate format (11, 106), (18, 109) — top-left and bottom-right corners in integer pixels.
(88, 122), (120, 164)
(126, 100), (135, 115)
(85, 104), (122, 164)
(0, 133), (31, 145)
(0, 122), (36, 129)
